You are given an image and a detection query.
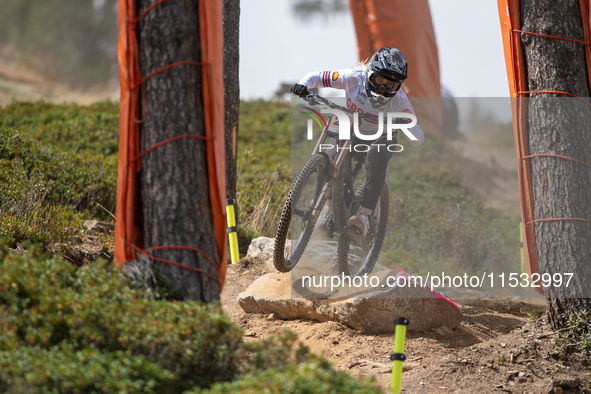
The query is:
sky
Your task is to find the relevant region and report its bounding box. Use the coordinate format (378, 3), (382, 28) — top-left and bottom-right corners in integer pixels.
(239, 0), (510, 100)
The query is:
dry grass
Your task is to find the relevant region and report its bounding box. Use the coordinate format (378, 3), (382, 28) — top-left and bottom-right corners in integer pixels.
(237, 167), (290, 238)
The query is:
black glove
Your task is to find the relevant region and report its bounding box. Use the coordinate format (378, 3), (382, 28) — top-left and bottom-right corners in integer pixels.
(291, 84), (309, 97)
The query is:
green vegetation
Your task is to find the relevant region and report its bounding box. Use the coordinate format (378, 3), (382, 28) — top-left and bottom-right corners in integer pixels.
(0, 100), (120, 158)
(0, 98), (519, 271)
(556, 310), (591, 359)
(0, 101), (118, 248)
(0, 97), (522, 392)
(0, 247), (380, 393)
(237, 100), (291, 238)
(192, 359), (381, 394)
(380, 131), (519, 275)
(246, 100), (519, 275)
(527, 307), (545, 321)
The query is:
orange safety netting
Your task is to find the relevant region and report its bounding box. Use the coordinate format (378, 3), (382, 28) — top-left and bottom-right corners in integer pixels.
(349, 0), (442, 135)
(497, 0), (591, 295)
(114, 0), (227, 289)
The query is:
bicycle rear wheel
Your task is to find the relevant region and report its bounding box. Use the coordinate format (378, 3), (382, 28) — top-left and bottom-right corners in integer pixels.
(274, 154), (328, 272)
(336, 181), (389, 276)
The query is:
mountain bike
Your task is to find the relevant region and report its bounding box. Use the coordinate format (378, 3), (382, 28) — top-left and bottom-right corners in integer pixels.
(273, 93), (394, 276)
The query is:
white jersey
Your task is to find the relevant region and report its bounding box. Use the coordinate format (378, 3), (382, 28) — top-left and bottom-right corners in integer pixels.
(298, 66), (425, 147)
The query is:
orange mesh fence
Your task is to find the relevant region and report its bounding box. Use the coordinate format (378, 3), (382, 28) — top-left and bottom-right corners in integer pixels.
(349, 0), (442, 134)
(497, 0), (591, 295)
(114, 0), (227, 289)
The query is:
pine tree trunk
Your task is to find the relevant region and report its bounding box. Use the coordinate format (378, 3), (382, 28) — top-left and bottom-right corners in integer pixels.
(137, 0), (220, 301)
(223, 0), (240, 201)
(520, 0), (591, 329)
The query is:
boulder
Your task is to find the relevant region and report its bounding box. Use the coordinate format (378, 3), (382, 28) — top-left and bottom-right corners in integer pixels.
(238, 270), (463, 334)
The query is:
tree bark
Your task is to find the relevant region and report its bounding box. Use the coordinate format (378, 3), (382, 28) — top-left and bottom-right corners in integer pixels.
(520, 0), (591, 328)
(137, 0), (220, 301)
(223, 0), (240, 201)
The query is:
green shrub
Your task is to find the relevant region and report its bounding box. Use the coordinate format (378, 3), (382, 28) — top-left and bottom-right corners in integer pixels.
(0, 247), (243, 392)
(0, 100), (119, 158)
(0, 127), (116, 246)
(0, 98), (519, 276)
(192, 330), (381, 394)
(0, 345), (176, 394)
(193, 357), (382, 394)
(0, 100), (119, 246)
(558, 310), (591, 358)
(0, 129), (116, 215)
(0, 245), (382, 393)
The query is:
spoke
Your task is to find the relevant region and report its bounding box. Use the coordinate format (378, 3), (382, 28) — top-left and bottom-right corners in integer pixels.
(294, 208), (305, 217)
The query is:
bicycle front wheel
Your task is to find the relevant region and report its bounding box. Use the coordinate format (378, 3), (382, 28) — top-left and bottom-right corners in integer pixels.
(336, 181), (389, 276)
(273, 153), (328, 272)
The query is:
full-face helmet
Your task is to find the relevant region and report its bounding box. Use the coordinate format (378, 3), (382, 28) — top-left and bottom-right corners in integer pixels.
(366, 47), (408, 107)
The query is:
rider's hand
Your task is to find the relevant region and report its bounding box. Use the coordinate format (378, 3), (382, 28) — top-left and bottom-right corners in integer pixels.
(291, 84), (309, 98)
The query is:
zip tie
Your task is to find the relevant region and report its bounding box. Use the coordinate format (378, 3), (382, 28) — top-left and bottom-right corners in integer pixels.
(390, 353), (406, 361)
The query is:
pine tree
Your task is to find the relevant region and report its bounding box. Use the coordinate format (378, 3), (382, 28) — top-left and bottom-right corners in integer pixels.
(137, 0), (220, 301)
(520, 0), (591, 328)
(223, 0), (240, 200)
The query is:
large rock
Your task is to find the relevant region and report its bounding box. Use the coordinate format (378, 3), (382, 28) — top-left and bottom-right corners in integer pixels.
(237, 270), (463, 334)
(246, 237), (275, 265)
(246, 236), (388, 275)
(83, 220), (115, 233)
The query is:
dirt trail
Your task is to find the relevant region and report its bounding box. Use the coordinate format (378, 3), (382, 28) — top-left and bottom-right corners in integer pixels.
(221, 258), (591, 393)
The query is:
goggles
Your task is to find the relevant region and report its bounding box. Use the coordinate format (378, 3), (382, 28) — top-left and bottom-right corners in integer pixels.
(368, 72), (403, 96)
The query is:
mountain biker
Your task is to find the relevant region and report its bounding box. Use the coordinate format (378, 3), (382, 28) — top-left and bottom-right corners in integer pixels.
(291, 47), (425, 237)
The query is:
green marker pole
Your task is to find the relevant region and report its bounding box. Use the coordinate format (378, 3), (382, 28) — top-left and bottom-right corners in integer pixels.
(391, 317), (409, 394)
(226, 199), (239, 264)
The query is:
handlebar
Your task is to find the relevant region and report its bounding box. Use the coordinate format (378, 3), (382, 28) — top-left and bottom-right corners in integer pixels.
(302, 92), (381, 122)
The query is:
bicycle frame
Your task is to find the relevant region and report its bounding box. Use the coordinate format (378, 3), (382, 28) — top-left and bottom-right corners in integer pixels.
(299, 92), (392, 239)
(306, 123), (366, 238)
(274, 93), (393, 273)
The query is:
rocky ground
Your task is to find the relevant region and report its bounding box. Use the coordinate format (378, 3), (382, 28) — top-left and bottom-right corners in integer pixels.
(221, 254), (591, 394)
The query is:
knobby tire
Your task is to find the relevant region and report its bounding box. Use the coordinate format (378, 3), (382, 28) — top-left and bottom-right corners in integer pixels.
(273, 154), (328, 272)
(337, 182), (389, 276)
